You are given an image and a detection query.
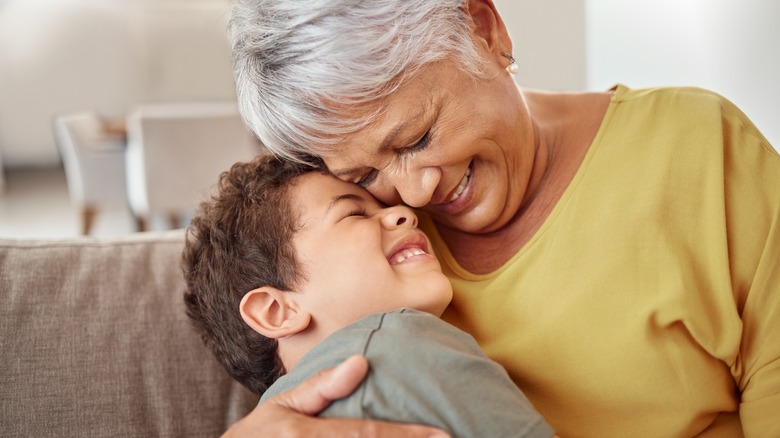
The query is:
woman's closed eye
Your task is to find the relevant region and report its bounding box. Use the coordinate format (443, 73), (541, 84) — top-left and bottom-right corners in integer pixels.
(356, 170), (378, 188)
(398, 130), (431, 157)
(356, 130), (432, 188)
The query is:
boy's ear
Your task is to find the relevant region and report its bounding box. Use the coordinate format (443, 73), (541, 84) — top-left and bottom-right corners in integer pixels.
(239, 287), (311, 339)
(465, 0), (512, 57)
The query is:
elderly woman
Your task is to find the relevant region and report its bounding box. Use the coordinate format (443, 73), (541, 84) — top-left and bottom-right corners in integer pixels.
(225, 0), (779, 436)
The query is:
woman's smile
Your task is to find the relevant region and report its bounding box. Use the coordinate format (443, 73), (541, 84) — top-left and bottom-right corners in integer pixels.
(448, 165), (471, 202)
(432, 161), (476, 217)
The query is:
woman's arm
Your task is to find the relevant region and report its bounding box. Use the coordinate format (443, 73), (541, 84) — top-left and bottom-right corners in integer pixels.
(222, 355), (450, 437)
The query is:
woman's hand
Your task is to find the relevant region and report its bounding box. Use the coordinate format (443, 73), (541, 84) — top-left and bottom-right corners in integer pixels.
(222, 355), (450, 437)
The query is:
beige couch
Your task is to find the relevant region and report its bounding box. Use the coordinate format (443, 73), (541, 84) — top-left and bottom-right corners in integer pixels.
(0, 230), (258, 437)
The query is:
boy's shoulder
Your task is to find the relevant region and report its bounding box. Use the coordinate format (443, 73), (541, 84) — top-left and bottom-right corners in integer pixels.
(347, 308), (453, 334)
(359, 308), (482, 352)
(310, 308), (480, 369)
(261, 308), (481, 402)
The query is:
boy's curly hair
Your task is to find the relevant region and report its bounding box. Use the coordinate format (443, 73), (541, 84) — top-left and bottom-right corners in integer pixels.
(182, 154), (323, 395)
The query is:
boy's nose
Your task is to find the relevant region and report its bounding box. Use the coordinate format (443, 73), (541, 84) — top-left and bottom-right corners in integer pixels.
(382, 205), (418, 229)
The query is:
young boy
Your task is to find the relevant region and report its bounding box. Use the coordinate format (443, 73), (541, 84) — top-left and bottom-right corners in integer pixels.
(182, 155), (554, 438)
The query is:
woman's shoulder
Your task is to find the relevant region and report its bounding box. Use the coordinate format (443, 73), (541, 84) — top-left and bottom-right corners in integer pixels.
(612, 83), (725, 103)
(626, 85), (773, 152)
(611, 84), (755, 125)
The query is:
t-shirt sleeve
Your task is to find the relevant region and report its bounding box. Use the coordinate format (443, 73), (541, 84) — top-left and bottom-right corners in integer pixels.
(720, 99), (780, 436)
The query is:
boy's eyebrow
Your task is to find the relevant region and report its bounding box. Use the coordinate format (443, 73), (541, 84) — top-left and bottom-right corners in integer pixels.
(326, 193), (364, 213)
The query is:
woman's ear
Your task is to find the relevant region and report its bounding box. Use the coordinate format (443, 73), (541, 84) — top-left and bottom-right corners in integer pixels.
(240, 287), (311, 339)
(465, 0), (512, 56)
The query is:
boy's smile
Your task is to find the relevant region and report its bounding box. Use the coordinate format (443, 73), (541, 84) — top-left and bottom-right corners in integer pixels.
(387, 233), (432, 265)
(289, 172), (453, 337)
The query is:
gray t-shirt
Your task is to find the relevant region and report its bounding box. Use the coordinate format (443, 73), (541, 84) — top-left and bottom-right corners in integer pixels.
(261, 308), (554, 438)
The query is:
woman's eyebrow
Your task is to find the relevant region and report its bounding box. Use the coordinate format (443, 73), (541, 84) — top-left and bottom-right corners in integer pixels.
(378, 122), (406, 152)
(379, 107), (428, 151)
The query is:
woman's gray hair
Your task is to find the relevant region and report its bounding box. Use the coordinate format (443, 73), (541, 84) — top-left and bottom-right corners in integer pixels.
(229, 0), (486, 163)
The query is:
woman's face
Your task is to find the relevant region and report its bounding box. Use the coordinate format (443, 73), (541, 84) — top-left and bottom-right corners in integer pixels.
(323, 56), (536, 235)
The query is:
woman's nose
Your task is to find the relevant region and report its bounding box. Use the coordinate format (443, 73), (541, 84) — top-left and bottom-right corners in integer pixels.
(387, 166), (440, 208)
(381, 205), (418, 229)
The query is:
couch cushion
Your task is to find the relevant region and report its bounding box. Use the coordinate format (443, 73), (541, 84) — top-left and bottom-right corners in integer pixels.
(0, 230), (258, 437)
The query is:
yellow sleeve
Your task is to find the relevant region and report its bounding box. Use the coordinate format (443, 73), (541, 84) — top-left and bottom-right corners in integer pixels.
(721, 99), (780, 436)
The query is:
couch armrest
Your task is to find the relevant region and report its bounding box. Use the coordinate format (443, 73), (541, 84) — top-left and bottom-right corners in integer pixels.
(0, 230), (258, 437)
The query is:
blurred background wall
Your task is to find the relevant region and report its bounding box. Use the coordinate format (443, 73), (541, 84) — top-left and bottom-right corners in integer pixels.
(0, 0), (235, 170)
(498, 0), (779, 149)
(0, 0), (777, 175)
(585, 0), (780, 153)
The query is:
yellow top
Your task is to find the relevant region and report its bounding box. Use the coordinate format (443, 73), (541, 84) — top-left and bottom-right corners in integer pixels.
(422, 85), (780, 437)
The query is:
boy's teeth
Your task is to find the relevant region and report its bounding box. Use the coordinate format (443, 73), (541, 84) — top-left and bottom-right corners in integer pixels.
(393, 247), (427, 264)
(448, 166), (471, 202)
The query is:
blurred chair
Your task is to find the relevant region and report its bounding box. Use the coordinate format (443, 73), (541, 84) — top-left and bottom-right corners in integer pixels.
(53, 111), (129, 235)
(125, 101), (264, 231)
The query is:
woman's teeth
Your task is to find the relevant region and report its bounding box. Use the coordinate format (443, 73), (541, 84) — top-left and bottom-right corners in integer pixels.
(393, 247), (427, 264)
(448, 166), (472, 202)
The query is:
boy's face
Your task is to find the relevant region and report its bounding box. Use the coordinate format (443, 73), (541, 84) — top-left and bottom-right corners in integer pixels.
(290, 172), (453, 334)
